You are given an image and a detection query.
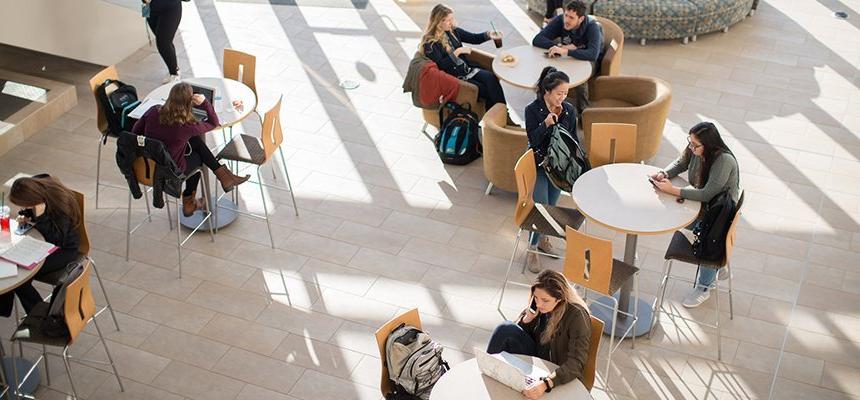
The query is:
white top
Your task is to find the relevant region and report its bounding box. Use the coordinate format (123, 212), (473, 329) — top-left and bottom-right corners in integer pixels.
(0, 220), (46, 295)
(572, 163), (701, 235)
(492, 45), (593, 89)
(430, 356), (593, 400)
(136, 77), (257, 129)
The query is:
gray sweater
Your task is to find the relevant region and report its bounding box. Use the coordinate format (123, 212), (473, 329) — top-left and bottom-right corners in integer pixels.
(663, 151), (740, 203)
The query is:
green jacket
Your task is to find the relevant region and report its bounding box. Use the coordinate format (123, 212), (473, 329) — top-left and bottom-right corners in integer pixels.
(664, 151), (740, 203)
(517, 302), (591, 385)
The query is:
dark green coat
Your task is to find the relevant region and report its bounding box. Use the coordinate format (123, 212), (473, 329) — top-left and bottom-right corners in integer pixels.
(518, 302), (591, 385)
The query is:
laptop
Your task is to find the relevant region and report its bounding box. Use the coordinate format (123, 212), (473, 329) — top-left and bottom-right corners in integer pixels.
(475, 349), (549, 392)
(190, 84), (215, 104)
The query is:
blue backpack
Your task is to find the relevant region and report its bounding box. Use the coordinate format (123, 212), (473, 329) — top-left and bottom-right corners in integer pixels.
(434, 102), (481, 165)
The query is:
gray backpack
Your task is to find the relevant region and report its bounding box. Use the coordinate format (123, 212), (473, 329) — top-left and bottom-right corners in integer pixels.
(540, 123), (591, 192)
(385, 324), (449, 400)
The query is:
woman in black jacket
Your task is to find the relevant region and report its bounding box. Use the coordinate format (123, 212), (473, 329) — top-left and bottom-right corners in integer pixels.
(420, 4), (507, 110)
(0, 175), (81, 316)
(145, 0), (183, 83)
(523, 66), (576, 273)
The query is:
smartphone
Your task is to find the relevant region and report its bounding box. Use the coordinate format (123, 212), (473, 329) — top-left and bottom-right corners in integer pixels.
(15, 222), (34, 235)
(528, 298), (538, 315)
(648, 176), (658, 188)
(542, 51), (559, 58)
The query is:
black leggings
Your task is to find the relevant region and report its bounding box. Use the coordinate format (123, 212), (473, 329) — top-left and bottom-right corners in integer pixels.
(467, 68), (506, 111)
(0, 249), (80, 317)
(545, 0), (563, 19)
(182, 135), (221, 196)
(147, 4), (182, 75)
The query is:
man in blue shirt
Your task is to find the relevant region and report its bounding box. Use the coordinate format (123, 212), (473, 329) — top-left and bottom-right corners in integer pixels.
(532, 0), (603, 123)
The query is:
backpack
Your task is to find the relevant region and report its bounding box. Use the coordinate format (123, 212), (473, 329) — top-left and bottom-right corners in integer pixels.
(692, 190), (736, 262)
(385, 323), (449, 400)
(434, 102), (482, 165)
(96, 79), (140, 136)
(540, 123), (590, 192)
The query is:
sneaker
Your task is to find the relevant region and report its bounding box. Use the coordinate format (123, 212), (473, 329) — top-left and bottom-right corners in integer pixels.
(163, 74), (180, 84)
(682, 287), (710, 308)
(718, 267), (729, 281)
(526, 250), (542, 273)
(537, 237), (555, 256)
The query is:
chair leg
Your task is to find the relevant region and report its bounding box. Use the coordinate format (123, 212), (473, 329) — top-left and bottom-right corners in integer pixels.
(715, 279), (722, 361)
(727, 263), (734, 320)
(62, 347), (78, 400)
(125, 191), (132, 261)
(421, 122), (429, 134)
(143, 189), (152, 223)
(649, 259), (672, 339)
(92, 317), (124, 391)
(278, 147), (299, 217)
(90, 259), (121, 331)
(10, 339), (19, 400)
(201, 174), (216, 243)
(175, 197), (183, 278)
(632, 273), (639, 350)
(95, 140), (103, 209)
(257, 166), (275, 249)
(497, 230), (522, 320)
(605, 297), (619, 386)
(484, 182), (493, 196)
(42, 344), (50, 387)
(166, 196), (174, 230)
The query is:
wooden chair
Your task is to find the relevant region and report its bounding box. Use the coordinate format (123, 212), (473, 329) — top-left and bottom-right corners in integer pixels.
(497, 150), (585, 319)
(651, 190), (745, 360)
(563, 226), (639, 382)
(374, 309), (423, 397)
(9, 260), (124, 399)
(582, 315), (604, 391)
(215, 96), (299, 248)
(588, 123), (637, 167)
(89, 66), (133, 209)
(223, 49), (257, 100)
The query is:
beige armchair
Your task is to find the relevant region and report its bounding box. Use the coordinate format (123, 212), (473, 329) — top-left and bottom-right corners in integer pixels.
(481, 103), (528, 194)
(588, 17), (625, 95)
(422, 49), (495, 131)
(583, 76), (672, 162)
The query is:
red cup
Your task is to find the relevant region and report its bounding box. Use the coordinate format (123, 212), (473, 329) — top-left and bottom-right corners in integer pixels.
(0, 216), (9, 233)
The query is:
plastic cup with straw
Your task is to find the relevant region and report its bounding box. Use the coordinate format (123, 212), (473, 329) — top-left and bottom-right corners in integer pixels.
(490, 21), (502, 48)
(0, 191), (10, 233)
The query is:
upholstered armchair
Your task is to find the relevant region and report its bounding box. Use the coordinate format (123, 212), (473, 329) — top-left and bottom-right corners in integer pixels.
(582, 76), (672, 162)
(421, 49), (494, 131)
(587, 16), (624, 95)
(481, 103), (528, 194)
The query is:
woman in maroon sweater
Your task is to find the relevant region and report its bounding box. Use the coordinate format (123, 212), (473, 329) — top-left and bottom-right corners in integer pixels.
(132, 82), (249, 216)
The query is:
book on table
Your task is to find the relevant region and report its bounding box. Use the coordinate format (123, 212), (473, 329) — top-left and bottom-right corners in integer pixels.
(0, 260), (17, 279)
(0, 236), (58, 270)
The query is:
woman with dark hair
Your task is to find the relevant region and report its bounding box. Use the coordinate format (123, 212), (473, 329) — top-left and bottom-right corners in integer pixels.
(487, 270), (592, 399)
(651, 121), (740, 308)
(523, 66), (577, 273)
(132, 82), (249, 217)
(420, 4), (507, 110)
(144, 0), (183, 83)
(0, 175), (82, 316)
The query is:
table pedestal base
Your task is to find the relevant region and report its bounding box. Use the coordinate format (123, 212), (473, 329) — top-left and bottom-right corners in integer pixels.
(179, 197), (238, 230)
(2, 357), (40, 397)
(589, 293), (653, 338)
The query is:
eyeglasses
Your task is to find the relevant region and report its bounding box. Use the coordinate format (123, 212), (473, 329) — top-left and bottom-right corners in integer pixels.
(687, 137), (703, 150)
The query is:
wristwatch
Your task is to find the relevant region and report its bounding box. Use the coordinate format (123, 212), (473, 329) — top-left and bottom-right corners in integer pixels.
(541, 377), (553, 393)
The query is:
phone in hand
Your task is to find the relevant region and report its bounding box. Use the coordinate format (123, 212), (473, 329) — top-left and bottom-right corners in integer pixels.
(15, 222), (34, 235)
(528, 298), (538, 315)
(647, 176), (658, 188)
(542, 51), (560, 58)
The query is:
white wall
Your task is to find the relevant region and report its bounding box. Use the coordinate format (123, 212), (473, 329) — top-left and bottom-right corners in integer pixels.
(0, 0), (149, 66)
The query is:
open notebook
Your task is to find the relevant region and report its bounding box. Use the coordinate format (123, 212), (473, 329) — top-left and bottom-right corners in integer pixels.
(0, 236), (58, 270)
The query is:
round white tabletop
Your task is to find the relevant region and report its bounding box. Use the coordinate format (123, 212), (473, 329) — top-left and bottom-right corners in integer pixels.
(144, 77), (256, 129)
(0, 220), (46, 295)
(493, 45), (593, 89)
(430, 356), (592, 400)
(571, 163), (700, 235)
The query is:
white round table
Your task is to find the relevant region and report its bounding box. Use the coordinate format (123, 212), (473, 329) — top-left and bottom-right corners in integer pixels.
(430, 356), (593, 400)
(142, 77), (257, 230)
(571, 163), (700, 337)
(492, 45), (593, 89)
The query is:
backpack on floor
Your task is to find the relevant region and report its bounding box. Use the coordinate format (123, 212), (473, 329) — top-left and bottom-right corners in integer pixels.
(385, 323), (449, 400)
(96, 79), (140, 135)
(434, 102), (481, 165)
(540, 123), (590, 192)
(692, 190), (736, 262)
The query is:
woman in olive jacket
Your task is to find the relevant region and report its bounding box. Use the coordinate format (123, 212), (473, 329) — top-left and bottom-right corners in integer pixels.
(487, 270), (591, 399)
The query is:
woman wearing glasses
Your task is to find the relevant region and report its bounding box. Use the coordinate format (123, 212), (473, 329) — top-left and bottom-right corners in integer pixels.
(649, 121), (740, 308)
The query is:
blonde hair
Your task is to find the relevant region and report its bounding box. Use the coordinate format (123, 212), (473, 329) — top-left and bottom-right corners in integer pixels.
(532, 270), (588, 345)
(159, 83), (197, 126)
(419, 4), (454, 52)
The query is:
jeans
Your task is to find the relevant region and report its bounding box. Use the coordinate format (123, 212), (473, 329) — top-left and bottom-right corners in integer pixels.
(698, 267), (717, 289)
(147, 3), (182, 75)
(529, 168), (561, 246)
(182, 135), (221, 196)
(486, 321), (538, 356)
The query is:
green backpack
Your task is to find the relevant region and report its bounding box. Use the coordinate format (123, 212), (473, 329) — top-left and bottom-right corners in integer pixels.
(540, 124), (591, 192)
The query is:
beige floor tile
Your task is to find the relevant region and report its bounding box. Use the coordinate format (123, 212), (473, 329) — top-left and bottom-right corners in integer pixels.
(271, 333), (365, 379)
(211, 347), (305, 394)
(380, 210), (459, 243)
(279, 230), (360, 265)
(119, 263), (203, 301)
(139, 325), (231, 370)
(347, 247), (431, 283)
(398, 238), (480, 272)
(331, 220), (410, 255)
(784, 328), (860, 370)
(84, 311), (158, 348)
(228, 240), (309, 273)
(821, 362), (860, 396)
(311, 287), (399, 328)
(289, 369), (381, 400)
(186, 281), (269, 319)
(296, 258), (380, 296)
(89, 377), (185, 400)
(128, 293), (215, 334)
(82, 339), (171, 384)
(178, 250), (257, 289)
(776, 351), (825, 386)
(771, 377), (858, 400)
(236, 383), (301, 400)
(152, 361), (244, 400)
(200, 313), (289, 356)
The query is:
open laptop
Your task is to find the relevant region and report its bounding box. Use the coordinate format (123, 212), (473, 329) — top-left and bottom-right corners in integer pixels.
(475, 349), (549, 392)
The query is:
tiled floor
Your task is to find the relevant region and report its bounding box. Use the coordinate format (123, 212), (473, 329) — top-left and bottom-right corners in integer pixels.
(1, 0), (859, 398)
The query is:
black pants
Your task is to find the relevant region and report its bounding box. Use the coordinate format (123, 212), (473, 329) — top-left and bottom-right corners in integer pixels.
(147, 4), (182, 76)
(467, 68), (506, 111)
(487, 321), (539, 356)
(182, 135), (221, 196)
(0, 249), (79, 317)
(545, 0), (563, 19)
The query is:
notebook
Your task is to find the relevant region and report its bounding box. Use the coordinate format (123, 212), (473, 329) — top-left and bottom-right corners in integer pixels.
(0, 260), (17, 279)
(128, 97), (165, 119)
(0, 235), (58, 270)
(475, 349), (549, 392)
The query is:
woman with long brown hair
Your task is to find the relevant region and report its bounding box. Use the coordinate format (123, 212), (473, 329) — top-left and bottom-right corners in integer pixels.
(132, 82), (249, 216)
(420, 4), (507, 110)
(487, 270), (591, 399)
(0, 175), (82, 316)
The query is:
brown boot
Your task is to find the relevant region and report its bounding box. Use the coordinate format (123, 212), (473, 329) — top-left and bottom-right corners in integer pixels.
(214, 165), (250, 193)
(182, 191), (205, 217)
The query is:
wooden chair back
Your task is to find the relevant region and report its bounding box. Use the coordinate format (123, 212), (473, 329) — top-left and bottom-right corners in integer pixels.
(88, 65), (119, 134)
(223, 49), (257, 97)
(589, 123), (637, 167)
(64, 260), (97, 344)
(563, 226), (614, 296)
(582, 315), (604, 391)
(723, 190), (745, 265)
(132, 157), (158, 187)
(514, 150), (538, 226)
(260, 96), (284, 163)
(72, 190), (91, 257)
(374, 309), (423, 397)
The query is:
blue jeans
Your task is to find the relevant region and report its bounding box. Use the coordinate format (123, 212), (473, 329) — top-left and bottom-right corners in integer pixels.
(698, 267), (717, 289)
(486, 321), (537, 356)
(529, 168), (562, 247)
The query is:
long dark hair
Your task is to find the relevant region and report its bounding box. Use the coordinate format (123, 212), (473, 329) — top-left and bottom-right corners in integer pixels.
(535, 66), (569, 98)
(531, 270), (587, 344)
(9, 175), (81, 228)
(688, 122), (733, 183)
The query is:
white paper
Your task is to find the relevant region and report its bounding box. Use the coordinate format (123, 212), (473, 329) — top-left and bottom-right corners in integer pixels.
(0, 236), (55, 267)
(0, 260), (17, 279)
(128, 97), (165, 119)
